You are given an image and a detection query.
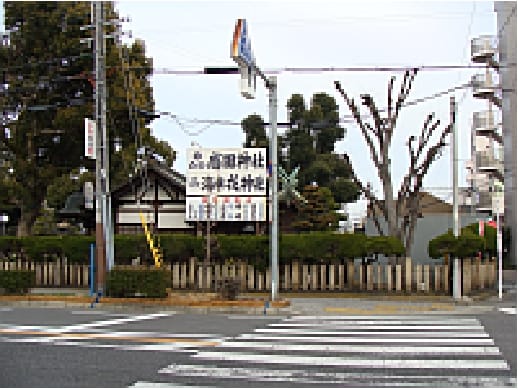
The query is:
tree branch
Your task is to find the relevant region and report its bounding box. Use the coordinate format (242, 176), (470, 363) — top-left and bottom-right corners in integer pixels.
(335, 81), (381, 172)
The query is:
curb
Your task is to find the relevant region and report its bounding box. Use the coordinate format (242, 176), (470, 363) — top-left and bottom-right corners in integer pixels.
(0, 295), (290, 314)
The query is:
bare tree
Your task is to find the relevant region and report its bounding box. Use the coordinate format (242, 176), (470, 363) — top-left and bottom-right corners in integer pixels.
(334, 69), (453, 257)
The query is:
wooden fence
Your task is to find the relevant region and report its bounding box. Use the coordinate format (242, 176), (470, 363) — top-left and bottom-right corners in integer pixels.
(0, 257), (497, 295)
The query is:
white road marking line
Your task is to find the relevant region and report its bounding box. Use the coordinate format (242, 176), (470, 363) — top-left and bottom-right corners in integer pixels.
(238, 330), (490, 337)
(130, 381), (203, 388)
(159, 364), (517, 386)
(71, 310), (109, 315)
(234, 334), (494, 344)
(218, 341), (502, 355)
(56, 312), (171, 332)
(255, 324), (484, 331)
(0, 336), (201, 352)
(227, 315), (286, 320)
(193, 351), (510, 369)
(0, 307), (13, 312)
(498, 307), (517, 315)
(286, 315), (467, 320)
(273, 318), (481, 325)
(254, 325), (484, 335)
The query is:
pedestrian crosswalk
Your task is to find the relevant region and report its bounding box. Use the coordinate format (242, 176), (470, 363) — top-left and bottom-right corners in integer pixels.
(133, 315), (516, 387)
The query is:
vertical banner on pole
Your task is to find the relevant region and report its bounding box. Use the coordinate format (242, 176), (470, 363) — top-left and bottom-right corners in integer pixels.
(84, 118), (96, 159)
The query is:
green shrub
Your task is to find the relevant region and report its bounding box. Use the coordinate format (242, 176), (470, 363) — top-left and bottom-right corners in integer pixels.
(0, 270), (36, 294)
(429, 231), (457, 259)
(462, 222), (496, 255)
(428, 230), (484, 259)
(0, 236), (22, 256)
(455, 232), (484, 258)
(337, 233), (366, 259)
(106, 268), (168, 298)
(60, 236), (95, 263)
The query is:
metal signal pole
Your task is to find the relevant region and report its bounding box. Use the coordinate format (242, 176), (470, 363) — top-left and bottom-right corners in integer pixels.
(451, 96), (461, 300)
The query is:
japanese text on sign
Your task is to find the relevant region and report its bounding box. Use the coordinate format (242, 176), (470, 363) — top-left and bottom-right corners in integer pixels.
(186, 148), (267, 196)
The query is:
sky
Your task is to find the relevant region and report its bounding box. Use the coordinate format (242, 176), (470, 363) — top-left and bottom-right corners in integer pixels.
(1, 1), (500, 217)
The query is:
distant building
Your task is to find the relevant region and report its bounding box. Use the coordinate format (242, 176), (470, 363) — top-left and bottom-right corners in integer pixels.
(365, 192), (487, 263)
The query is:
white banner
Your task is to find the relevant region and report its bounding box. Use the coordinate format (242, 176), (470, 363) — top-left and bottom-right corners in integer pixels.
(84, 118), (96, 159)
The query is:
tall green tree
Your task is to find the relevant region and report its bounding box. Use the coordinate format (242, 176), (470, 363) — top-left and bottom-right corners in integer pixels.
(0, 1), (174, 235)
(241, 92), (359, 232)
(291, 184), (339, 232)
(284, 92), (359, 206)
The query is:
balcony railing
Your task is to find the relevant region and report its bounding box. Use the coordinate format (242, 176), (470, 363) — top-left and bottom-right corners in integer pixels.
(477, 191), (493, 212)
(473, 111), (497, 131)
(472, 73), (499, 98)
(476, 151), (503, 172)
(471, 36), (498, 63)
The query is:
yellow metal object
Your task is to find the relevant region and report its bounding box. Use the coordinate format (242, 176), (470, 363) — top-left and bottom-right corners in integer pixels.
(139, 211), (163, 268)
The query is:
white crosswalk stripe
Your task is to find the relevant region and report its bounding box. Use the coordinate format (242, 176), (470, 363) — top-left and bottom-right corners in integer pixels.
(498, 307), (517, 315)
(139, 315), (516, 388)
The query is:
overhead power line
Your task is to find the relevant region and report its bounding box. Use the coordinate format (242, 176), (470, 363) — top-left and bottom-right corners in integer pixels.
(151, 64), (495, 76)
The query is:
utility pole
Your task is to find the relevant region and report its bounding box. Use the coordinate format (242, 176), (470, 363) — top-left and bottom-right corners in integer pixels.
(94, 1), (107, 295)
(451, 95), (461, 300)
(268, 76), (279, 301)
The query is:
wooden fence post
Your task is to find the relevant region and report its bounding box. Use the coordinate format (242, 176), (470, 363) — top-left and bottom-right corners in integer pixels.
(358, 263), (365, 291)
(292, 261), (300, 291)
(247, 265), (254, 291)
(347, 262), (354, 290)
(366, 265), (373, 291)
(434, 265), (441, 292)
(416, 264), (422, 291)
(386, 264), (392, 291)
(395, 264), (402, 291)
(329, 264), (336, 291)
(239, 262), (246, 291)
(423, 265), (430, 293)
(463, 259), (472, 295)
(443, 264), (449, 293)
(279, 264), (291, 291)
(180, 262), (187, 289)
(375, 264), (382, 290)
(302, 264), (309, 291)
(311, 264), (318, 290)
(405, 257), (412, 292)
(479, 263), (485, 289)
(320, 264), (327, 291)
(338, 264), (345, 290)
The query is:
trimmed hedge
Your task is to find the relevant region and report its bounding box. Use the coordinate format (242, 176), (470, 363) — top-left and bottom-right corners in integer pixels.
(428, 230), (485, 259)
(0, 270), (36, 294)
(106, 268), (168, 298)
(0, 233), (406, 266)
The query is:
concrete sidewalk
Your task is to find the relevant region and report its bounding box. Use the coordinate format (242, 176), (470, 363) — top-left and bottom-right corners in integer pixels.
(1, 284), (515, 316)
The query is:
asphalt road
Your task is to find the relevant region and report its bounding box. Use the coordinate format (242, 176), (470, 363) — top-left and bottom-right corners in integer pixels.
(0, 308), (281, 387)
(0, 306), (516, 387)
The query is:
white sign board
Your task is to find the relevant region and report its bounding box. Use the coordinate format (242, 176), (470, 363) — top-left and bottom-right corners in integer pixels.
(186, 148), (267, 196)
(186, 147), (267, 221)
(186, 196), (266, 222)
(84, 181), (94, 210)
(84, 118), (96, 159)
(492, 192), (504, 214)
